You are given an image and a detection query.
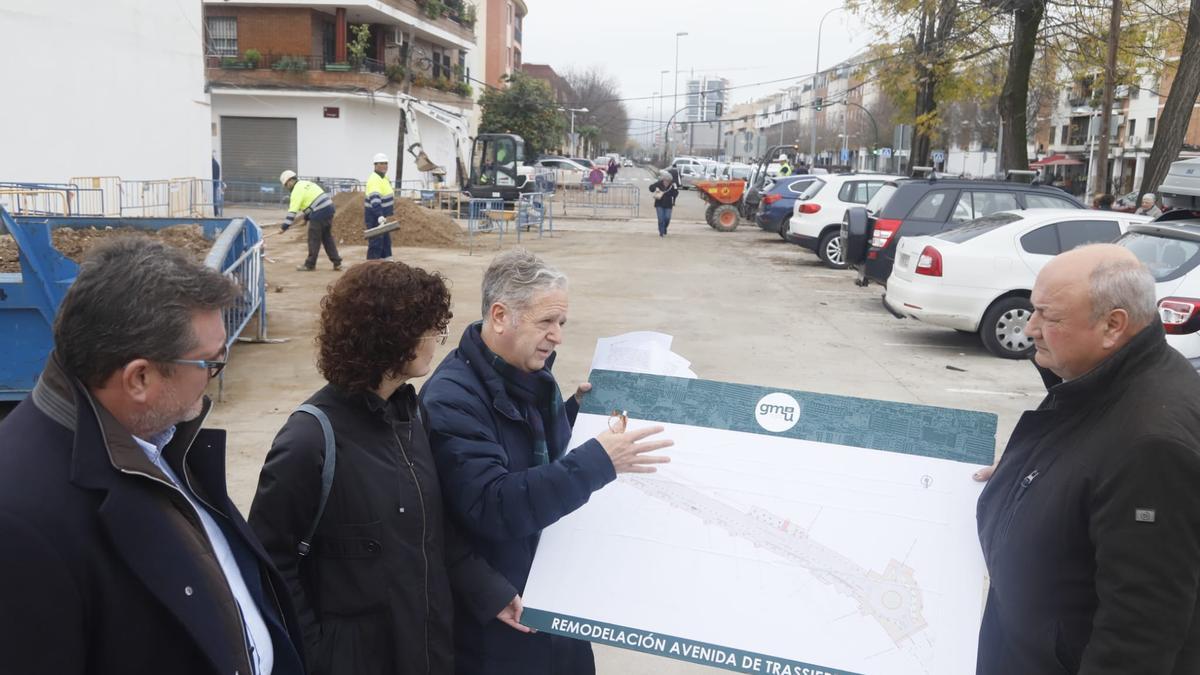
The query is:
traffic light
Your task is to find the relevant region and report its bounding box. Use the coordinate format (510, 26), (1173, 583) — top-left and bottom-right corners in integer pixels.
(814, 97), (823, 112)
(715, 101), (723, 117)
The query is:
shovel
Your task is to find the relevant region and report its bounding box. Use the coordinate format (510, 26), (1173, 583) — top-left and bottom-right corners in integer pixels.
(364, 219), (401, 239)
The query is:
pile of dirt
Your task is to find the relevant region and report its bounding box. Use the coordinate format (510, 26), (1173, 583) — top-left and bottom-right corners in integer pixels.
(312, 191), (464, 249)
(0, 224), (210, 273)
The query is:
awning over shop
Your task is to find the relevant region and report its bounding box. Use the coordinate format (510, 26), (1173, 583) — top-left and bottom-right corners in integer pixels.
(1030, 154), (1084, 167)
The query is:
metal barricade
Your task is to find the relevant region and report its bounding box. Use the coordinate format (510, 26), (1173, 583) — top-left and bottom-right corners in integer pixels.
(466, 198), (504, 255)
(204, 217), (267, 399)
(0, 189), (70, 217)
(0, 182), (106, 217)
(120, 179), (172, 217)
(169, 178), (215, 217)
(69, 176), (121, 215)
(223, 181), (288, 207)
(551, 182), (640, 219)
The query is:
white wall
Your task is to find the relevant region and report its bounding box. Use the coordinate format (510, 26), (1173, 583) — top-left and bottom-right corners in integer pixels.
(0, 0), (211, 183)
(213, 91), (472, 187)
(213, 91), (405, 183)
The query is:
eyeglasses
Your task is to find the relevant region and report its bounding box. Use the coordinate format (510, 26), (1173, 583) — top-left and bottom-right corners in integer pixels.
(419, 330), (450, 346)
(170, 346), (229, 379)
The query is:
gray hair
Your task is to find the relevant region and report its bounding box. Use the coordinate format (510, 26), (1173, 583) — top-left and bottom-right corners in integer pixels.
(53, 237), (239, 387)
(1143, 192), (1157, 202)
(481, 248), (567, 319)
(659, 170), (673, 181)
(1088, 256), (1158, 327)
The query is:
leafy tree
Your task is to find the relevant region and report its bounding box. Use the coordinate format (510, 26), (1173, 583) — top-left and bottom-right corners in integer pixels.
(478, 71), (565, 159)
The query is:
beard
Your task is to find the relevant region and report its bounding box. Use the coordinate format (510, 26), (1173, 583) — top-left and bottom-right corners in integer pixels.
(129, 382), (205, 439)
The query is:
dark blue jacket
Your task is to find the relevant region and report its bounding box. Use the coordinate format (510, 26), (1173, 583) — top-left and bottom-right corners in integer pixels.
(0, 355), (305, 675)
(420, 323), (616, 675)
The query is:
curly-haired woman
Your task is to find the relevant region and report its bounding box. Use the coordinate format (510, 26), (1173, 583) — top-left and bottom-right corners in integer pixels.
(248, 261), (521, 675)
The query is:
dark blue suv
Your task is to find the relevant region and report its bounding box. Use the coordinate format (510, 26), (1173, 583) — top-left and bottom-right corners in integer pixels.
(755, 175), (818, 238)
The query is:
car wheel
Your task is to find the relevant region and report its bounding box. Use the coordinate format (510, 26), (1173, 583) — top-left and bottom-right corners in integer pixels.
(777, 216), (791, 241)
(712, 205), (740, 232)
(817, 229), (848, 269)
(979, 296), (1035, 359)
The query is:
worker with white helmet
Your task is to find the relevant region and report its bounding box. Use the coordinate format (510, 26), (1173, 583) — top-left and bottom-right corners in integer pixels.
(365, 152), (395, 260)
(280, 170), (342, 272)
(777, 154), (792, 177)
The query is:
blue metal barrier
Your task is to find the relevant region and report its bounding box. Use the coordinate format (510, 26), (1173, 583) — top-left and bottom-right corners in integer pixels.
(0, 210), (267, 401)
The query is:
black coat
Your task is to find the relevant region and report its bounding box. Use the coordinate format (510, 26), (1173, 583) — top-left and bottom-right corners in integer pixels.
(420, 323), (617, 675)
(0, 356), (305, 675)
(977, 323), (1200, 674)
(650, 180), (678, 208)
(249, 383), (515, 675)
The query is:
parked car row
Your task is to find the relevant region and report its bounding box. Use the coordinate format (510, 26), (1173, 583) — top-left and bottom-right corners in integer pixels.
(750, 157), (1200, 366)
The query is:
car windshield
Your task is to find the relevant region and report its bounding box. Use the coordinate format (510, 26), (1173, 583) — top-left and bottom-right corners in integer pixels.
(1118, 231), (1200, 282)
(799, 179), (826, 200)
(865, 184), (897, 213)
(936, 212), (1024, 243)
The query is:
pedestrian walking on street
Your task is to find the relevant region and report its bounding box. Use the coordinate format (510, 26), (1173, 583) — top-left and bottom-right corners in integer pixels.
(249, 261), (520, 675)
(588, 165), (605, 191)
(650, 169), (679, 237)
(1093, 193), (1115, 210)
(0, 237), (307, 675)
(1137, 192), (1163, 218)
(606, 158), (619, 183)
(280, 170), (342, 272)
(975, 244), (1200, 674)
(364, 153), (395, 260)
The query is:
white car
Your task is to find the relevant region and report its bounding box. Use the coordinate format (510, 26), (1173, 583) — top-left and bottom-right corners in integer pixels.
(533, 157), (589, 184)
(786, 173), (904, 268)
(884, 209), (1152, 358)
(1118, 219), (1200, 368)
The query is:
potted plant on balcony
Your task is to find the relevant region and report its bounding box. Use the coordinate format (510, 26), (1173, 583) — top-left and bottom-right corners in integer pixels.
(243, 49), (261, 69)
(459, 4), (477, 28)
(421, 0), (447, 20)
(347, 24), (372, 71)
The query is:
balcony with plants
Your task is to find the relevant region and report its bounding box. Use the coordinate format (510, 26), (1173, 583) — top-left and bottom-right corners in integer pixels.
(206, 26), (389, 91)
(383, 0), (476, 41)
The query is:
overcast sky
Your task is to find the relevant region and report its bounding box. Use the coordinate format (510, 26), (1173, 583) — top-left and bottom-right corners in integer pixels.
(522, 0), (875, 143)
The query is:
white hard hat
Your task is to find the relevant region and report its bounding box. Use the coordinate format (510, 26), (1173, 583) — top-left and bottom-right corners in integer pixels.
(279, 170), (298, 187)
(777, 154), (788, 161)
(373, 153), (389, 164)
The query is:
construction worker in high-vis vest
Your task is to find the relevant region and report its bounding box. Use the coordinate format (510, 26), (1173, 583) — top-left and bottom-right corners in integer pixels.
(364, 153), (395, 260)
(280, 170), (342, 272)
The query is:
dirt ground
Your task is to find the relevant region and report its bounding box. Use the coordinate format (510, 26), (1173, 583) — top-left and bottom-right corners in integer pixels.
(0, 224), (209, 272)
(211, 199), (1044, 675)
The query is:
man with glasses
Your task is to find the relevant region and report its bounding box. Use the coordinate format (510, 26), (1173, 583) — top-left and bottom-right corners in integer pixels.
(421, 248), (672, 674)
(0, 237), (305, 675)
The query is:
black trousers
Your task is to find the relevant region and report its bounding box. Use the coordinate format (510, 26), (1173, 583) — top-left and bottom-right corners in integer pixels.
(305, 216), (341, 268)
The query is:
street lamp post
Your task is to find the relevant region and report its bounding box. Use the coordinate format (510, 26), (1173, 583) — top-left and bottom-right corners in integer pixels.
(673, 31), (688, 159)
(811, 6), (844, 165)
(659, 69), (669, 161)
(559, 106), (589, 156)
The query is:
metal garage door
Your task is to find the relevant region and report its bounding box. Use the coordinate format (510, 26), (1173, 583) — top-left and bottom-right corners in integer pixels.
(221, 116), (296, 202)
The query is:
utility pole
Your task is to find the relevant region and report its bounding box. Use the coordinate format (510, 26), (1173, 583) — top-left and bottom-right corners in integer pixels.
(1095, 0), (1122, 200)
(674, 32), (687, 159)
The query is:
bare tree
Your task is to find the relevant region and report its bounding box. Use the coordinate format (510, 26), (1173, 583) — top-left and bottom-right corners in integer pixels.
(562, 67), (630, 154)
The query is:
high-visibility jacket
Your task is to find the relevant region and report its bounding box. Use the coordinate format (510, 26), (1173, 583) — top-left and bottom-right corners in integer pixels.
(778, 162), (792, 176)
(283, 180), (334, 229)
(364, 172), (395, 226)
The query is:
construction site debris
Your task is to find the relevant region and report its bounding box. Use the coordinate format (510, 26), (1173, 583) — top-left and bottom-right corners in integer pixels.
(0, 224), (210, 273)
(315, 191), (464, 249)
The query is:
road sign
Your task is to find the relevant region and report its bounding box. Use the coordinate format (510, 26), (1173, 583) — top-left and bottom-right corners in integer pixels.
(880, 147), (893, 159)
(932, 150), (946, 163)
(840, 148), (850, 163)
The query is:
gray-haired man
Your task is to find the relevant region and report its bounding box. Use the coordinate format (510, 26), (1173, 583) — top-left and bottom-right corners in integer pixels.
(0, 237), (305, 675)
(976, 244), (1200, 674)
(420, 248), (672, 674)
